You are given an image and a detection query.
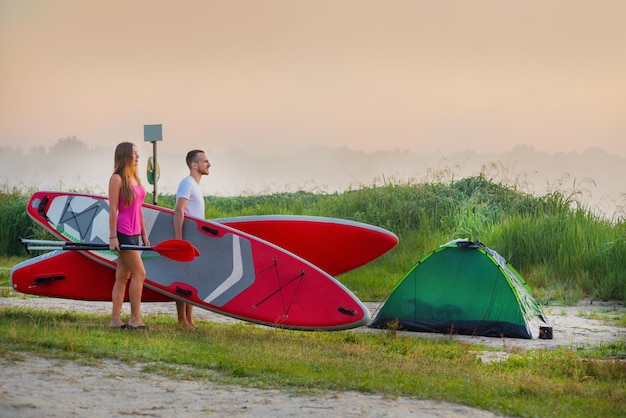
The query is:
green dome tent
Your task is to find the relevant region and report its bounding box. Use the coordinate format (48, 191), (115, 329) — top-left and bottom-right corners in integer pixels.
(369, 239), (549, 339)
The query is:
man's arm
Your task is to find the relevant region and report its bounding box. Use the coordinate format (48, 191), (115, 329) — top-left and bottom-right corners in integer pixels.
(173, 197), (188, 240)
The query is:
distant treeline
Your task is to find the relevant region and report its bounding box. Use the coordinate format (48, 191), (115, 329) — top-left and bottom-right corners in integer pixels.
(1, 175), (625, 303)
(2, 137), (626, 218)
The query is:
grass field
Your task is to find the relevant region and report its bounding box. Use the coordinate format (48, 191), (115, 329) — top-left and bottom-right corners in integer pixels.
(1, 177), (625, 417)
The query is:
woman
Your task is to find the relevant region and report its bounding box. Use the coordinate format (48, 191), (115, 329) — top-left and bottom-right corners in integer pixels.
(108, 142), (149, 330)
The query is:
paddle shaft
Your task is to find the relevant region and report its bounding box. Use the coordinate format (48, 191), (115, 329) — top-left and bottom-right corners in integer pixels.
(20, 238), (199, 262)
(25, 244), (152, 251)
(21, 239), (152, 251)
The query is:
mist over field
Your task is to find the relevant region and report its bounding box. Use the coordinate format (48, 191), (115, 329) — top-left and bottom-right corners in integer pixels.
(1, 138), (624, 220)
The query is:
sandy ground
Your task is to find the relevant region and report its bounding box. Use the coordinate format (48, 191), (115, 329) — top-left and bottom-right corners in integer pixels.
(0, 297), (624, 418)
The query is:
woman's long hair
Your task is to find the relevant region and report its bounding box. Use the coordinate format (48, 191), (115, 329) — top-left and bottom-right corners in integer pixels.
(113, 142), (142, 206)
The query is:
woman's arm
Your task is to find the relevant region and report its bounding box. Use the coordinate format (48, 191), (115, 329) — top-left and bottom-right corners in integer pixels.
(139, 202), (150, 247)
(108, 174), (121, 250)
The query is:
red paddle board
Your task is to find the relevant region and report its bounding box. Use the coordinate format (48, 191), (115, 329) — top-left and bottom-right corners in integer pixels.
(23, 191), (371, 330)
(10, 250), (171, 302)
(216, 215), (398, 276)
(12, 215), (397, 302)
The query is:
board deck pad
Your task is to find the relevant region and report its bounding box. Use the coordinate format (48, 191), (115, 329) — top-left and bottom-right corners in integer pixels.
(24, 191), (372, 330)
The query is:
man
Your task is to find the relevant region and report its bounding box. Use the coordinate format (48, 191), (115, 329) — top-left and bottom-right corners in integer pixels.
(173, 149), (211, 329)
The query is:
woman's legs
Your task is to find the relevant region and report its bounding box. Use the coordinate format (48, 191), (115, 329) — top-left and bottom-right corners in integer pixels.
(123, 250), (146, 327)
(110, 261), (130, 328)
(110, 250), (147, 328)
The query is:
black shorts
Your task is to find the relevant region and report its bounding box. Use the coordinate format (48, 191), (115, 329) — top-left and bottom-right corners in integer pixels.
(117, 232), (140, 246)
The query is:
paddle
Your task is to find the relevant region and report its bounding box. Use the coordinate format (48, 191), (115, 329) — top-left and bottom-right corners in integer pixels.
(19, 238), (200, 262)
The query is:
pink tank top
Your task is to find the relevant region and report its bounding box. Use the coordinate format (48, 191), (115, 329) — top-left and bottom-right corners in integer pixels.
(117, 184), (146, 235)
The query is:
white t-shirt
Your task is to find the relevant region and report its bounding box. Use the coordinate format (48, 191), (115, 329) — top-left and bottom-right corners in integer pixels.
(175, 176), (205, 218)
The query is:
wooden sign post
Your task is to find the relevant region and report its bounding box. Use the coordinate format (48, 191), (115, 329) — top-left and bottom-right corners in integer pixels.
(143, 124), (162, 205)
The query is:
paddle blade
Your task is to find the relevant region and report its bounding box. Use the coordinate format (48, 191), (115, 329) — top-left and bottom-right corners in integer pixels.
(152, 239), (200, 262)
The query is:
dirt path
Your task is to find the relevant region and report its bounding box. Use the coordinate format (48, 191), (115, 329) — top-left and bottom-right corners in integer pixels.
(1, 297), (624, 417)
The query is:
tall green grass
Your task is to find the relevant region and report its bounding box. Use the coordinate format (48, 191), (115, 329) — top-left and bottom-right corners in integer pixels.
(0, 185), (54, 255)
(2, 175), (625, 303)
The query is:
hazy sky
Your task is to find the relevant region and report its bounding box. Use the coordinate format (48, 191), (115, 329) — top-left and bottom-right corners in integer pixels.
(1, 0), (625, 157)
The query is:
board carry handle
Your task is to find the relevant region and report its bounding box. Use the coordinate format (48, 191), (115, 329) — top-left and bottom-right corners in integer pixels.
(201, 225), (220, 235)
(338, 306), (356, 316)
(19, 238), (200, 263)
(36, 195), (51, 222)
(29, 275), (66, 288)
